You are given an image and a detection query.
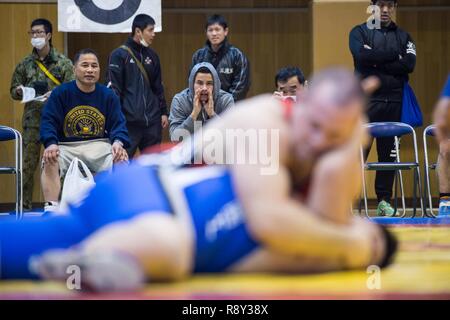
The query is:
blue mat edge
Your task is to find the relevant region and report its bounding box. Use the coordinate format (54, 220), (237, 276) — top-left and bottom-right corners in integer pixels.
(372, 216), (450, 225)
(3, 211), (450, 225)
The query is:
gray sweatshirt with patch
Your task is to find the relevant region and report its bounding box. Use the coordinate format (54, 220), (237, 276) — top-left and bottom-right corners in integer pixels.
(169, 62), (234, 142)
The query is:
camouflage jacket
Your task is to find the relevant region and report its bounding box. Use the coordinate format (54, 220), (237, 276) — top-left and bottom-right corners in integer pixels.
(10, 47), (74, 128)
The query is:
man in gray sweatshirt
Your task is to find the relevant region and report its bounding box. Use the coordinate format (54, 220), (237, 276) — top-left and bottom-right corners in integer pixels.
(169, 62), (234, 142)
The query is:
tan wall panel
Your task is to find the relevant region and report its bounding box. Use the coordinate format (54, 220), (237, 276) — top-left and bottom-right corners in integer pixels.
(312, 0), (369, 70)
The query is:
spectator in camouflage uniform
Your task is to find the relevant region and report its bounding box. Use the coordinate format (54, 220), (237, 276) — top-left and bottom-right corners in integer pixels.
(10, 18), (74, 211)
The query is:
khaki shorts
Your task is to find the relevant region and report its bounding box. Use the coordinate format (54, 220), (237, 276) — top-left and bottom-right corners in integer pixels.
(42, 139), (113, 177)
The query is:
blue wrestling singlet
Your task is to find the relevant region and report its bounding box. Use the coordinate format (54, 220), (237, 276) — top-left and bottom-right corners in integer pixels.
(0, 161), (259, 279)
(166, 166), (259, 273)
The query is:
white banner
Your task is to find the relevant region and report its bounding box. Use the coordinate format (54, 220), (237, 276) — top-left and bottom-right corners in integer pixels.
(58, 0), (162, 33)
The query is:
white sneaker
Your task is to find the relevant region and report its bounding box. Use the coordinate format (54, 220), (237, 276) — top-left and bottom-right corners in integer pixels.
(44, 201), (59, 215)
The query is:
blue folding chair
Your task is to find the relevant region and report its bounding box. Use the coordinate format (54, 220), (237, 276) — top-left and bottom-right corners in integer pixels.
(360, 122), (424, 218)
(423, 125), (437, 217)
(0, 125), (23, 218)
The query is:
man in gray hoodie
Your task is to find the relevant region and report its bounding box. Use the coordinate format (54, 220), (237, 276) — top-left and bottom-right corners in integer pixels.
(169, 62), (234, 142)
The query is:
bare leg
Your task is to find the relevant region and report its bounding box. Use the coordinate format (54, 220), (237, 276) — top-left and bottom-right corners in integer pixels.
(80, 213), (193, 281)
(437, 141), (450, 193)
(41, 161), (61, 202)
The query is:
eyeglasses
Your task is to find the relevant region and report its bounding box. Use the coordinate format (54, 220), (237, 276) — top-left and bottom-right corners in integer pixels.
(28, 30), (46, 37)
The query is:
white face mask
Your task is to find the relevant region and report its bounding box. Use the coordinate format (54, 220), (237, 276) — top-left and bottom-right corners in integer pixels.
(31, 37), (46, 50)
(139, 36), (149, 48)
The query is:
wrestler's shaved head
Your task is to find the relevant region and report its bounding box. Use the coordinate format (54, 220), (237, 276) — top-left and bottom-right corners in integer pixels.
(292, 68), (365, 162)
(305, 68), (365, 109)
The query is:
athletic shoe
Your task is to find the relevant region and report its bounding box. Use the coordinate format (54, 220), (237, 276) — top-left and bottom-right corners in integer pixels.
(438, 197), (450, 216)
(44, 201), (59, 214)
(377, 200), (396, 217)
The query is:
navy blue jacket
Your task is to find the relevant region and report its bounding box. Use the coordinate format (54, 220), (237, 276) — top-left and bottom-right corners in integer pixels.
(40, 80), (130, 148)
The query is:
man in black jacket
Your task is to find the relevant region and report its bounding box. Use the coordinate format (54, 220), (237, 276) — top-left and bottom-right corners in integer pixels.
(106, 14), (168, 158)
(191, 14), (250, 102)
(349, 0), (416, 216)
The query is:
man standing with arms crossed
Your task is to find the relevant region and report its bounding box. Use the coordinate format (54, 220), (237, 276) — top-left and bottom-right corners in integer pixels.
(349, 0), (417, 216)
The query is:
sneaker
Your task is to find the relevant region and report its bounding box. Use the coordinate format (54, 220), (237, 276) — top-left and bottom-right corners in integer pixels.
(377, 200), (396, 217)
(43, 201), (59, 215)
(438, 197), (450, 216)
(29, 249), (146, 292)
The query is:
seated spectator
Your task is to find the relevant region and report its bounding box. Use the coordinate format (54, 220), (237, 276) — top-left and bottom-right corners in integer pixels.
(434, 75), (450, 215)
(272, 66), (307, 103)
(169, 62), (234, 142)
(40, 48), (130, 213)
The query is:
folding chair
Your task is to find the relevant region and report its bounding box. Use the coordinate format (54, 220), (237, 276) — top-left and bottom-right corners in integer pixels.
(0, 125), (23, 219)
(423, 125), (438, 217)
(360, 122), (424, 218)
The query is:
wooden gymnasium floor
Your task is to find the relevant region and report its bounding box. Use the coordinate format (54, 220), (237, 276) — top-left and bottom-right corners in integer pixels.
(0, 217), (449, 300)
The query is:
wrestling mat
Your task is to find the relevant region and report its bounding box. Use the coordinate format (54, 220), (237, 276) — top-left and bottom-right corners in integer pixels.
(0, 218), (449, 300)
